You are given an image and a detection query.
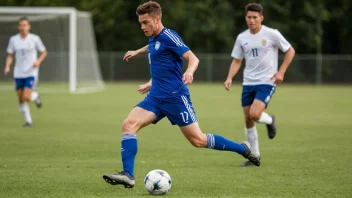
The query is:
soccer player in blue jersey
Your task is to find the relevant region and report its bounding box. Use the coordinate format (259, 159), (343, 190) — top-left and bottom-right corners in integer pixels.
(103, 1), (260, 188)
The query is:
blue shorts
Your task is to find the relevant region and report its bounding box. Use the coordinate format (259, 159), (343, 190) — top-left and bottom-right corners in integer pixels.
(241, 84), (276, 108)
(15, 77), (35, 90)
(136, 94), (197, 127)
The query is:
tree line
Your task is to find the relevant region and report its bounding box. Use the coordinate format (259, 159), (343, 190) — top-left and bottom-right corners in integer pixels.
(2, 0), (351, 54)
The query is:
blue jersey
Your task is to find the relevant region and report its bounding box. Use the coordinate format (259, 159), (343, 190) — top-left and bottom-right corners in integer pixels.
(148, 27), (190, 99)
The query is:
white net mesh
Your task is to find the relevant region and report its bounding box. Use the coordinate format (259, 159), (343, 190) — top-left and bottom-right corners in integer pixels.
(0, 11), (104, 93)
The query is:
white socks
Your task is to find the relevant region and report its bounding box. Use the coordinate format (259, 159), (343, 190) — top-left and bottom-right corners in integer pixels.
(19, 103), (32, 124)
(245, 126), (259, 156)
(31, 91), (39, 102)
(257, 112), (273, 125)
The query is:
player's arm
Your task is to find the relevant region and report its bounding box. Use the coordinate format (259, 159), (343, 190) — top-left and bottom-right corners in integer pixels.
(33, 50), (48, 68)
(271, 30), (296, 84)
(182, 51), (199, 84)
(4, 53), (14, 75)
(34, 36), (48, 67)
(138, 79), (152, 94)
(123, 45), (148, 62)
(5, 38), (14, 75)
(224, 36), (243, 91)
(277, 46), (295, 77)
(224, 58), (242, 91)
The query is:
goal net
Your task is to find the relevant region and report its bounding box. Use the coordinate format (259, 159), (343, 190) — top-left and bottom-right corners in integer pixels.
(0, 7), (104, 93)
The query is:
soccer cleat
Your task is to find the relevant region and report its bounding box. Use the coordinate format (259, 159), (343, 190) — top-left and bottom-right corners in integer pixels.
(240, 156), (261, 167)
(34, 96), (42, 109)
(22, 122), (32, 128)
(103, 171), (135, 188)
(240, 141), (260, 166)
(266, 115), (276, 139)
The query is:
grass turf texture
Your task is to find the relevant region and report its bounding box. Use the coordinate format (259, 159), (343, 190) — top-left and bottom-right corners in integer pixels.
(0, 83), (351, 198)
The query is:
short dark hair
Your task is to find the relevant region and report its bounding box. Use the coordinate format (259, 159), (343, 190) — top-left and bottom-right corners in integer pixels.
(245, 3), (263, 15)
(136, 1), (162, 17)
(19, 16), (30, 24)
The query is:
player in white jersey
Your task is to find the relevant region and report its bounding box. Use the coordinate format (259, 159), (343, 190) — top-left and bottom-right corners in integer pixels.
(4, 17), (48, 127)
(224, 3), (295, 166)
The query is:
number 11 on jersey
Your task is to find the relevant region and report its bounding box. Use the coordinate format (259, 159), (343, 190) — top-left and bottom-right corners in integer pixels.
(252, 48), (258, 57)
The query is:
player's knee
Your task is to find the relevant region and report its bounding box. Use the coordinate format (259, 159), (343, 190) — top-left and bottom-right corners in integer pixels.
(122, 118), (139, 132)
(22, 95), (31, 102)
(249, 111), (261, 121)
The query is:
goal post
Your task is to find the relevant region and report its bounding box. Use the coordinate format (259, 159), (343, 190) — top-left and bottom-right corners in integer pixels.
(0, 7), (104, 93)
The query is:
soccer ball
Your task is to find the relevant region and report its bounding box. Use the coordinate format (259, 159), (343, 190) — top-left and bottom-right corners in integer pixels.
(144, 169), (172, 195)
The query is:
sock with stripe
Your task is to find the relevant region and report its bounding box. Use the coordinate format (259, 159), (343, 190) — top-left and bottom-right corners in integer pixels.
(121, 133), (138, 177)
(205, 134), (246, 155)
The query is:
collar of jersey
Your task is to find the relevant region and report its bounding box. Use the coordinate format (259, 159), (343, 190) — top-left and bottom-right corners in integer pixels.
(150, 27), (167, 40)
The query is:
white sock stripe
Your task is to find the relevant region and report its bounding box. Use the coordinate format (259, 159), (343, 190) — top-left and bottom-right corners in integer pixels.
(206, 134), (215, 148)
(181, 95), (196, 122)
(164, 30), (182, 46)
(165, 29), (184, 46)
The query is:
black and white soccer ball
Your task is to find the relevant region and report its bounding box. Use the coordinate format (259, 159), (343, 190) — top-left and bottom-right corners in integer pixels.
(144, 169), (172, 195)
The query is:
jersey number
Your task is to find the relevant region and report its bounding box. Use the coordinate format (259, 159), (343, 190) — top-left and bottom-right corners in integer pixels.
(252, 48), (258, 57)
(148, 53), (151, 64)
(180, 111), (189, 123)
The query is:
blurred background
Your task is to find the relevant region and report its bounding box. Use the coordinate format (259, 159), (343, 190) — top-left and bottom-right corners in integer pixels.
(0, 1), (351, 197)
(0, 0), (351, 90)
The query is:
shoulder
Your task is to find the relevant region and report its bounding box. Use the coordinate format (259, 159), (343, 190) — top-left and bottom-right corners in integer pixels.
(262, 25), (281, 36)
(9, 34), (19, 42)
(159, 28), (185, 46)
(29, 33), (41, 40)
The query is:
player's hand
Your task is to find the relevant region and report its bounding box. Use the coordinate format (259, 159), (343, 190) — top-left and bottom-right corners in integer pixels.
(4, 67), (10, 75)
(33, 60), (41, 68)
(224, 78), (232, 91)
(183, 71), (194, 84)
(123, 50), (139, 62)
(271, 71), (284, 84)
(137, 83), (151, 94)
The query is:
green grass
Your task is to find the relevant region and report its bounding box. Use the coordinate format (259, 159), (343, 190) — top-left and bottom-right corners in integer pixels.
(0, 83), (351, 198)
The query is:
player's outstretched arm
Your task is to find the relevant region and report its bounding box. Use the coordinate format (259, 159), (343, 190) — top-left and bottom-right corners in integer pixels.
(271, 46), (295, 84)
(123, 45), (148, 62)
(33, 50), (48, 68)
(182, 51), (199, 84)
(224, 58), (242, 91)
(4, 54), (13, 75)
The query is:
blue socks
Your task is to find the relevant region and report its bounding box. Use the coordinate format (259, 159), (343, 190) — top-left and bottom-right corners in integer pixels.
(121, 134), (138, 177)
(206, 134), (246, 155)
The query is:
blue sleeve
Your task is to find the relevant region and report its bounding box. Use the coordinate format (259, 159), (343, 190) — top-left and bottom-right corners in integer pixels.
(164, 30), (190, 57)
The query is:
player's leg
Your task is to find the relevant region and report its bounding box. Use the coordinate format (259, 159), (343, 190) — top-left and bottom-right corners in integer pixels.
(103, 96), (164, 188)
(165, 95), (260, 166)
(30, 76), (42, 108)
(240, 105), (260, 166)
(179, 122), (260, 166)
(15, 78), (32, 127)
(249, 85), (276, 139)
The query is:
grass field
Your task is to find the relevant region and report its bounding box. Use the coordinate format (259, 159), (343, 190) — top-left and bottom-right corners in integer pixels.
(0, 83), (351, 198)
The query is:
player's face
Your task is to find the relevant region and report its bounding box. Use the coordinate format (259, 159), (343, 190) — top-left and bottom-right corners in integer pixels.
(245, 11), (263, 31)
(139, 13), (160, 37)
(18, 20), (30, 35)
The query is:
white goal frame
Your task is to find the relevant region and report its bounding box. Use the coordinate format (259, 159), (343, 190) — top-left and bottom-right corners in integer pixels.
(0, 7), (101, 93)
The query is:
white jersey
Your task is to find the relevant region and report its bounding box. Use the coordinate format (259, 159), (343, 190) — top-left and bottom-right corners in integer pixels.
(7, 33), (46, 78)
(231, 25), (291, 85)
